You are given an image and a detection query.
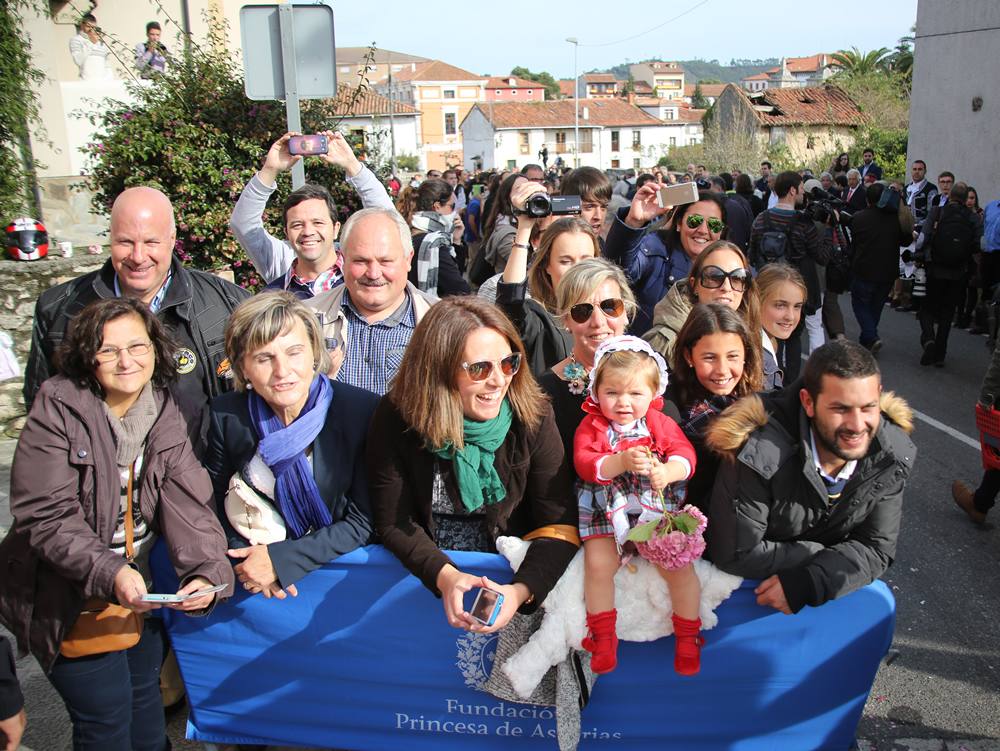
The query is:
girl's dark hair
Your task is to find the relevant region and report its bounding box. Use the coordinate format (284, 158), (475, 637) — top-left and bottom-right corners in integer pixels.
(967, 186), (980, 211)
(55, 297), (179, 397)
(735, 173), (753, 196)
(415, 178), (455, 212)
(481, 172), (521, 243)
(670, 303), (762, 408)
(658, 191), (728, 249)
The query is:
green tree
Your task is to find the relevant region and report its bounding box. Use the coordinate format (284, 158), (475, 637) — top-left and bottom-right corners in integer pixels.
(82, 15), (377, 288)
(830, 47), (892, 78)
(0, 1), (46, 220)
(690, 83), (709, 109)
(510, 66), (561, 100)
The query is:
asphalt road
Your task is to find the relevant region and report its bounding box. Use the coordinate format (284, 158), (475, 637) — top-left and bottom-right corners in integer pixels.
(1, 293), (999, 750)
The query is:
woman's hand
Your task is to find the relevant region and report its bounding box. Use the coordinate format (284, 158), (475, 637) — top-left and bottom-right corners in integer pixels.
(167, 576), (220, 612)
(451, 215), (465, 244)
(465, 579), (532, 634)
(228, 545), (279, 593)
(625, 181), (670, 229)
(436, 566), (531, 633)
(113, 566), (159, 613)
(510, 177), (545, 233)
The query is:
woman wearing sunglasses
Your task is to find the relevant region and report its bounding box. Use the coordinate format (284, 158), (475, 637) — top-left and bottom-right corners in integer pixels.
(605, 187), (727, 337)
(644, 240), (761, 363)
(496, 178), (601, 376)
(368, 295), (577, 633)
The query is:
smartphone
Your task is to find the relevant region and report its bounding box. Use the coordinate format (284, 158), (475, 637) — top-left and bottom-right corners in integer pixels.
(140, 584), (230, 603)
(471, 184), (484, 198)
(656, 181), (699, 209)
(469, 587), (504, 626)
(288, 134), (329, 157)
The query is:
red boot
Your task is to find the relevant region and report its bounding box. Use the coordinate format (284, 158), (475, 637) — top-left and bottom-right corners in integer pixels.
(672, 614), (704, 676)
(582, 610), (619, 674)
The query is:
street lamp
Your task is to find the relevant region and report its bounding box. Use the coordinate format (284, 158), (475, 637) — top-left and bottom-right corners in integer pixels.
(566, 37), (579, 168)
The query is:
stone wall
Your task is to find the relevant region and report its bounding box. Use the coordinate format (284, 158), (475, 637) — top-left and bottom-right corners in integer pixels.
(0, 250), (108, 436)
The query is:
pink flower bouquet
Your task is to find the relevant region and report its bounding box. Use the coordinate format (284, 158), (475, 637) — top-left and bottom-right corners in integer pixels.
(626, 504), (708, 570)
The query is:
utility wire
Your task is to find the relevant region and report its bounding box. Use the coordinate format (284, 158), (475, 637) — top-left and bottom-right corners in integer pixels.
(577, 1), (711, 47)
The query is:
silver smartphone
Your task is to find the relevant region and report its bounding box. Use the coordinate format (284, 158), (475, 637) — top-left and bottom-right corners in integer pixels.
(139, 583), (229, 603)
(656, 182), (700, 209)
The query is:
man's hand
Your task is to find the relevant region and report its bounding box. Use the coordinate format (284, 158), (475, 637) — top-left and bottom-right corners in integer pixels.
(320, 131), (363, 177)
(259, 132), (302, 186)
(754, 575), (792, 614)
(0, 706), (26, 751)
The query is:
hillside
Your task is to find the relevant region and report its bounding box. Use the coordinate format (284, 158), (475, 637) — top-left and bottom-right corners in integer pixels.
(601, 58), (777, 84)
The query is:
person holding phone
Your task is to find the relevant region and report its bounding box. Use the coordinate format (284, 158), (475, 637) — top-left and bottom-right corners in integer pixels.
(134, 21), (169, 78)
(0, 297), (233, 751)
(368, 296), (578, 634)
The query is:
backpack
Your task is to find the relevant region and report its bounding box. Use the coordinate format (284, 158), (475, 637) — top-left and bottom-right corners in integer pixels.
(756, 210), (792, 265)
(931, 204), (976, 267)
(984, 200), (1000, 251)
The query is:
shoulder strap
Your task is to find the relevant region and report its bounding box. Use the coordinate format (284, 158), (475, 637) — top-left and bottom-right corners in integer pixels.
(124, 465), (135, 562)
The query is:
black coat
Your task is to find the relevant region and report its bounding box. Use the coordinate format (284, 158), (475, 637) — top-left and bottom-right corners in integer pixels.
(205, 382), (379, 588)
(843, 185), (868, 214)
(851, 208), (913, 283)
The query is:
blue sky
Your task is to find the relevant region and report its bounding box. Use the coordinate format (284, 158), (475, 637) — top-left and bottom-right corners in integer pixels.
(331, 0), (918, 79)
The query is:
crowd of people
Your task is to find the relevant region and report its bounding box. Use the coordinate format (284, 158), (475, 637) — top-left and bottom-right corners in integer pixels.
(9, 132), (980, 750)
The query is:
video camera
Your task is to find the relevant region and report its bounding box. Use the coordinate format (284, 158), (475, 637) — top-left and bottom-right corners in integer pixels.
(800, 180), (850, 226)
(514, 192), (582, 219)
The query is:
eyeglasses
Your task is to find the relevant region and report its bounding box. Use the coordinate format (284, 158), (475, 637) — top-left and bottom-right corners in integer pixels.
(685, 214), (726, 234)
(96, 341), (153, 363)
(698, 265), (750, 292)
(569, 298), (625, 324)
(461, 353), (521, 381)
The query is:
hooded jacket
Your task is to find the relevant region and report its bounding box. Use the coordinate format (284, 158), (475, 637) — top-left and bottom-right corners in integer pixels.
(642, 279), (694, 363)
(704, 384), (915, 613)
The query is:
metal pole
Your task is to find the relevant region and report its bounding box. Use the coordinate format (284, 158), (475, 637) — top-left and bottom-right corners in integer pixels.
(566, 38), (579, 169)
(278, 4), (305, 189)
(387, 51), (397, 176)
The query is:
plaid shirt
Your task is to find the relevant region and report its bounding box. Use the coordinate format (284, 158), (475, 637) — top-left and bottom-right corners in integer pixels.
(679, 394), (737, 442)
(336, 293), (415, 395)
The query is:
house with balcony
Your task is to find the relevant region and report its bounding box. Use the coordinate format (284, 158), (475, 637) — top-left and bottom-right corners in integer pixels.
(629, 62), (686, 100)
(484, 76), (545, 102)
(714, 83), (866, 163)
(376, 60), (486, 171)
(577, 73), (621, 99)
(460, 98), (678, 173)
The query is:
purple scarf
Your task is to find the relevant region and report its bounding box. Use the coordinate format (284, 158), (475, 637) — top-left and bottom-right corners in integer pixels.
(248, 373), (334, 538)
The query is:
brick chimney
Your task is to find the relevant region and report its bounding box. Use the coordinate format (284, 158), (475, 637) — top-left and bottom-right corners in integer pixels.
(627, 91), (636, 106)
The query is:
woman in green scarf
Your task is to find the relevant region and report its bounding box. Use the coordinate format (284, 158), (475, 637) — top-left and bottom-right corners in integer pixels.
(368, 296), (578, 632)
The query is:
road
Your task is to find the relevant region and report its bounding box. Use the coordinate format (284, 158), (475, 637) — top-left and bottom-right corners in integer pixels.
(1, 293), (999, 750)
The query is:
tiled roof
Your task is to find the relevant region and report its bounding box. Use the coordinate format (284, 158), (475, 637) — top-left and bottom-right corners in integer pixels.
(762, 54), (833, 76)
(678, 108), (706, 123)
(336, 47), (429, 65)
(470, 99), (664, 129)
(558, 80), (576, 97)
(736, 84), (866, 127)
(583, 73), (618, 84)
(393, 60), (483, 83)
(331, 84), (418, 116)
(486, 76), (541, 89)
(632, 81), (654, 94)
(634, 96), (684, 107)
(742, 72), (771, 81)
(684, 83), (726, 98)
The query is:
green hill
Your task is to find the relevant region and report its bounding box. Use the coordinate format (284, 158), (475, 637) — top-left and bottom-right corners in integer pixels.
(601, 58), (777, 85)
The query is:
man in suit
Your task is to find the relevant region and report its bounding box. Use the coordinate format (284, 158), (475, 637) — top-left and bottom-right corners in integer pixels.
(844, 169), (867, 213)
(859, 148), (883, 182)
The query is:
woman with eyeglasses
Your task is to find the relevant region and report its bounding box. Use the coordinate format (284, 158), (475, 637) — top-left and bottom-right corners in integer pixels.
(496, 179), (601, 376)
(368, 295), (577, 633)
(644, 240), (761, 363)
(398, 178), (470, 298)
(605, 188), (728, 337)
(0, 297), (233, 750)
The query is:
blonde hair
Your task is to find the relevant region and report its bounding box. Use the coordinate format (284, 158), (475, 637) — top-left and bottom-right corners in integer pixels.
(224, 291), (331, 391)
(527, 217), (599, 312)
(554, 257), (637, 322)
(591, 350), (660, 397)
(756, 263), (808, 348)
(388, 296), (546, 449)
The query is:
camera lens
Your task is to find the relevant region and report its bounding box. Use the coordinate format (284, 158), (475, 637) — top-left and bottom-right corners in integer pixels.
(525, 192), (552, 218)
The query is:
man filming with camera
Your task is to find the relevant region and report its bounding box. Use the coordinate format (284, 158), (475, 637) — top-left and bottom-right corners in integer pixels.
(135, 21), (169, 78)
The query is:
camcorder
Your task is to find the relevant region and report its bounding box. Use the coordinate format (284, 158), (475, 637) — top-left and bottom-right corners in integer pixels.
(515, 192), (582, 219)
(801, 181), (850, 226)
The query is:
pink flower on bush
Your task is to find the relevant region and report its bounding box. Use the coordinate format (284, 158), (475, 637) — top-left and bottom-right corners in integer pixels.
(631, 505), (707, 571)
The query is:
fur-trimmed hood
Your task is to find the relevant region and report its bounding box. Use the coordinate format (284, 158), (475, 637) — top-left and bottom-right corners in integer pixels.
(705, 384), (915, 478)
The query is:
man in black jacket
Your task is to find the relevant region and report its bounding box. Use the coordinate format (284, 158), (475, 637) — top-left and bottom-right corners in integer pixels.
(917, 183), (982, 366)
(25, 187), (249, 452)
(849, 183), (913, 352)
(0, 635), (25, 750)
(705, 341), (915, 614)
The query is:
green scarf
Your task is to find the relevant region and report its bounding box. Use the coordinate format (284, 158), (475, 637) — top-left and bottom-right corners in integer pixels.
(433, 399), (513, 512)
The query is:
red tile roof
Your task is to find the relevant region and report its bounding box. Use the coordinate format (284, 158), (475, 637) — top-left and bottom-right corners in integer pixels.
(632, 81), (654, 94)
(736, 84), (866, 127)
(583, 73), (619, 83)
(332, 84), (418, 116)
(470, 99), (664, 129)
(393, 60), (483, 83)
(742, 72), (770, 81)
(486, 76), (541, 89)
(558, 80), (576, 98)
(683, 83), (726, 98)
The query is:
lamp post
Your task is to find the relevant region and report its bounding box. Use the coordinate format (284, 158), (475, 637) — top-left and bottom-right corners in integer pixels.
(566, 37), (579, 168)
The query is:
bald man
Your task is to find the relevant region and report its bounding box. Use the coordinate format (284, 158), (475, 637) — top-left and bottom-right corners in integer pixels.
(25, 186), (249, 452)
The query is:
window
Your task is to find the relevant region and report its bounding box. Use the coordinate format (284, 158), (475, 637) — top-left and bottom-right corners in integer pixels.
(443, 89), (456, 99)
(519, 131), (530, 155)
(633, 158), (641, 169)
(807, 135), (816, 150)
(527, 89), (533, 95)
(611, 130), (619, 151)
(444, 113), (457, 135)
(664, 109), (674, 120)
(580, 129), (593, 153)
(632, 130), (641, 149)
(507, 159), (517, 169)
(495, 90), (502, 96)
(669, 137), (677, 146)
(512, 90), (517, 95)
(555, 131), (567, 153)
(611, 159), (620, 168)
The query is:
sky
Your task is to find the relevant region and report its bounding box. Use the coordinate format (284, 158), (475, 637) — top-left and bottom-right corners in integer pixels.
(331, 0), (918, 79)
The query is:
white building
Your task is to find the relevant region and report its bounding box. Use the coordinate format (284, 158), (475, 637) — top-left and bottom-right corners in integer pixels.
(633, 97), (705, 148)
(329, 86), (421, 172)
(460, 99), (687, 173)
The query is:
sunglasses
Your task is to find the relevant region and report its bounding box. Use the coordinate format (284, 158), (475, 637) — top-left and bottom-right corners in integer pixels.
(685, 214), (726, 234)
(569, 298), (625, 324)
(462, 353), (522, 381)
(699, 265), (750, 292)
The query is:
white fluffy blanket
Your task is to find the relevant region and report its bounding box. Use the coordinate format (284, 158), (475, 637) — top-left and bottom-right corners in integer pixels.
(494, 536), (743, 700)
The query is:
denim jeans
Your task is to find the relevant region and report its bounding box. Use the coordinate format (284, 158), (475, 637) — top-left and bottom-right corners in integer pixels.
(850, 278), (893, 347)
(47, 616), (169, 751)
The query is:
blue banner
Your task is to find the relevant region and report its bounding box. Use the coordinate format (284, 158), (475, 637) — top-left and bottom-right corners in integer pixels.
(153, 544), (893, 750)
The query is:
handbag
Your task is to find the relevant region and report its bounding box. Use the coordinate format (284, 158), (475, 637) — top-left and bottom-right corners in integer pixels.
(224, 472), (287, 545)
(61, 467), (144, 658)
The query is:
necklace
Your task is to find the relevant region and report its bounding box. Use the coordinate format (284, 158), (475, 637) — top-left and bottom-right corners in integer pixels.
(562, 352), (589, 395)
